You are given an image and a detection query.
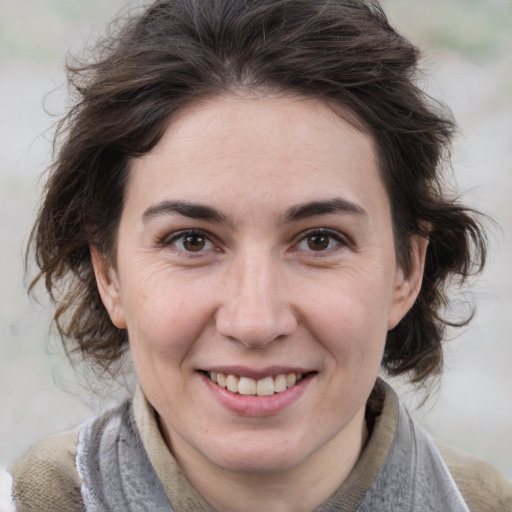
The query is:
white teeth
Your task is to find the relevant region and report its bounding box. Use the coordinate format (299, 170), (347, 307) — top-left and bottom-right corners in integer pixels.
(274, 374), (287, 393)
(216, 373), (227, 388)
(226, 374), (239, 393)
(207, 371), (305, 396)
(256, 377), (274, 396)
(238, 377), (257, 395)
(286, 373), (296, 388)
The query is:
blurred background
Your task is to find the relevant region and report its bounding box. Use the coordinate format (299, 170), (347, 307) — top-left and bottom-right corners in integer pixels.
(1, 0), (511, 478)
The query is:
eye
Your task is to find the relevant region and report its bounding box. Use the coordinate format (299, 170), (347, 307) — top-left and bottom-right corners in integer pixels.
(163, 230), (216, 254)
(296, 229), (346, 252)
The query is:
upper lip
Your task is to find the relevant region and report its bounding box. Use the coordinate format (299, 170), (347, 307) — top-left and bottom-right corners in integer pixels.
(200, 366), (315, 380)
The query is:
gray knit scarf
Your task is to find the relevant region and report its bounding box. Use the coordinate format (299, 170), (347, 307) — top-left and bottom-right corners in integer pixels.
(76, 399), (470, 511)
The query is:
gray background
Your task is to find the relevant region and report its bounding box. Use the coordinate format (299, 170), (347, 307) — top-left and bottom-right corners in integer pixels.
(1, 0), (511, 477)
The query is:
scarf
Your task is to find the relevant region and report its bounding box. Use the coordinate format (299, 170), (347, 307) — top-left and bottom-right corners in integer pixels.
(76, 393), (470, 511)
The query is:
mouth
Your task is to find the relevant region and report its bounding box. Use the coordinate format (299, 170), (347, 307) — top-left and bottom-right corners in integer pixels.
(202, 370), (312, 397)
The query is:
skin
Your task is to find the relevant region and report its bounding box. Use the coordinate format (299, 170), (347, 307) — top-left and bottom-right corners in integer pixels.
(93, 94), (428, 512)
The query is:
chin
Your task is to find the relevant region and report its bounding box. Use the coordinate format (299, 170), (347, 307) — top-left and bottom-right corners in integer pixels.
(217, 451), (302, 475)
(205, 433), (308, 475)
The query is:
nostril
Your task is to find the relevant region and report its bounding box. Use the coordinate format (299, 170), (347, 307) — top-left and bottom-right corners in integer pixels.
(215, 305), (298, 348)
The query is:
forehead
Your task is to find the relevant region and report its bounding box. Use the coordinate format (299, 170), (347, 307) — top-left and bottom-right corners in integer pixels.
(126, 93), (388, 221)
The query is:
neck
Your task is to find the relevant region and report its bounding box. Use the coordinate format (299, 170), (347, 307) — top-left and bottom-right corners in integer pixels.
(166, 407), (368, 512)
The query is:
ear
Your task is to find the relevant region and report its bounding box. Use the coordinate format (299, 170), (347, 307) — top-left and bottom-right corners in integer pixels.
(387, 235), (429, 330)
(90, 247), (127, 329)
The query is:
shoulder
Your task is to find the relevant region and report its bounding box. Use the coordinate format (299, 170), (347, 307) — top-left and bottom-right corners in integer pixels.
(437, 441), (512, 512)
(9, 427), (84, 512)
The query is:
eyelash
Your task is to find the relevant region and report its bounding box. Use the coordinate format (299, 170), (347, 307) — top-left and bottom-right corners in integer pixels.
(294, 228), (348, 254)
(160, 227), (348, 257)
(160, 229), (216, 256)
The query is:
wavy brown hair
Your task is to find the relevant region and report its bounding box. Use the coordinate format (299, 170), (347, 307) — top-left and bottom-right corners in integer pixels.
(29, 0), (487, 385)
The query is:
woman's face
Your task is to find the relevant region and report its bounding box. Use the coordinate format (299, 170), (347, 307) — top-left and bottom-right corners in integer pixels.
(94, 94), (425, 477)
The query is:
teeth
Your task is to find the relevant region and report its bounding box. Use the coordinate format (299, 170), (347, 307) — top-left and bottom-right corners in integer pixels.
(226, 374), (239, 393)
(238, 377), (256, 395)
(216, 373), (227, 388)
(207, 371), (305, 396)
(274, 374), (287, 393)
(256, 377), (274, 396)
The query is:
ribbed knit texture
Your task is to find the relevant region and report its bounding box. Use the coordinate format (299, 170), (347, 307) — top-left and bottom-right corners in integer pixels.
(10, 380), (512, 511)
(76, 380), (470, 511)
(76, 402), (171, 511)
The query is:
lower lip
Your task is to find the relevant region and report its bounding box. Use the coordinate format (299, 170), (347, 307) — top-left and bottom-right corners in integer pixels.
(200, 373), (314, 417)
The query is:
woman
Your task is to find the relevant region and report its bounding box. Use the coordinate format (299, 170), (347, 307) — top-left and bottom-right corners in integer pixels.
(9, 0), (512, 510)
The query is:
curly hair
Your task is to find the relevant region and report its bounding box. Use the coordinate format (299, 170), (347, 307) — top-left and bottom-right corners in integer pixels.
(29, 0), (487, 385)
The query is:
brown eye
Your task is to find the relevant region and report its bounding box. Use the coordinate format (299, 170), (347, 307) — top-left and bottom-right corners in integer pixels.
(182, 234), (206, 252)
(165, 230), (215, 254)
(296, 229), (346, 253)
(306, 234), (331, 251)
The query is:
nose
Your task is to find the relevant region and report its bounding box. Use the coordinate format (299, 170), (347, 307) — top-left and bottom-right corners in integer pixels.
(215, 250), (297, 348)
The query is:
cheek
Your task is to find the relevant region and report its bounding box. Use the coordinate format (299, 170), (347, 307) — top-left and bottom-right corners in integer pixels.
(299, 273), (391, 368)
(302, 272), (392, 335)
(120, 268), (212, 359)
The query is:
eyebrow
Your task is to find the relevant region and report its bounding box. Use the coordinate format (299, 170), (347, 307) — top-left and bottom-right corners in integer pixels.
(142, 197), (367, 225)
(284, 197), (368, 222)
(142, 200), (229, 224)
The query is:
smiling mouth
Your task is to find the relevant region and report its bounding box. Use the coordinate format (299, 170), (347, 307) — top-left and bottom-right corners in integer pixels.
(204, 371), (311, 397)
